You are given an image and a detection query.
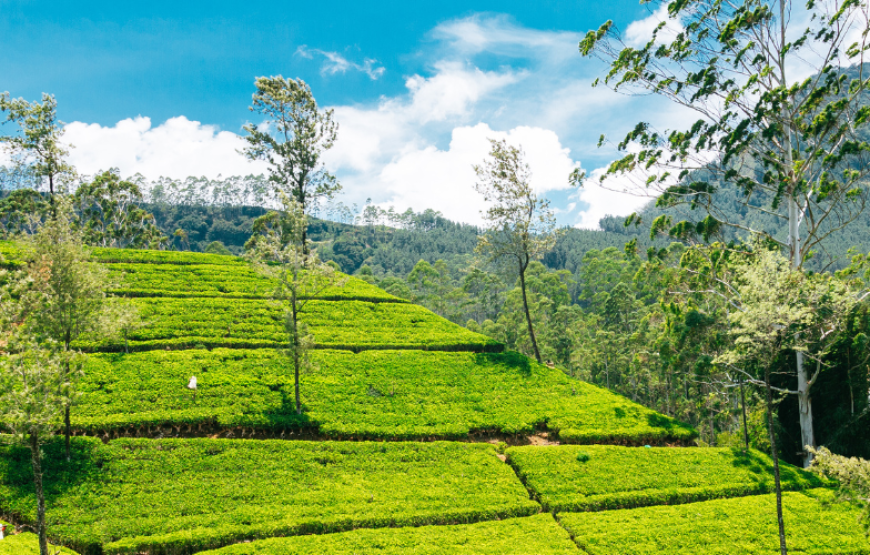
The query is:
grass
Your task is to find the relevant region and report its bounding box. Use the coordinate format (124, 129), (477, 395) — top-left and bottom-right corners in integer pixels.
(0, 436), (539, 555)
(560, 489), (869, 555)
(196, 514), (579, 555)
(506, 445), (826, 512)
(73, 349), (695, 442)
(74, 298), (502, 353)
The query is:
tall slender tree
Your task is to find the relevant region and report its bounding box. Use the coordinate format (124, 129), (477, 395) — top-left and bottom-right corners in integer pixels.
(0, 93), (74, 200)
(580, 0), (870, 466)
(473, 139), (558, 363)
(242, 76), (340, 253)
(0, 326), (71, 555)
(704, 247), (859, 555)
(246, 195), (346, 414)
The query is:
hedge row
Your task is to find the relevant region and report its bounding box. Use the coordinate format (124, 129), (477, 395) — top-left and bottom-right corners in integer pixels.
(106, 263), (404, 302)
(507, 445), (826, 512)
(0, 436), (539, 555)
(560, 489), (868, 555)
(197, 514), (578, 555)
(0, 241), (244, 267)
(71, 349), (695, 442)
(74, 299), (502, 353)
(91, 247), (245, 265)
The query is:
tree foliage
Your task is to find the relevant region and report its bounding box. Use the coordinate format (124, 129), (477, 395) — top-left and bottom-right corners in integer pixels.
(0, 92), (74, 198)
(73, 170), (166, 249)
(245, 195), (346, 414)
(242, 76), (340, 251)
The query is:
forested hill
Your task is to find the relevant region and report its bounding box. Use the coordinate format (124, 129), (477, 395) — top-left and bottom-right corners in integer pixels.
(599, 182), (870, 272)
(150, 184), (870, 279)
(147, 202), (641, 276)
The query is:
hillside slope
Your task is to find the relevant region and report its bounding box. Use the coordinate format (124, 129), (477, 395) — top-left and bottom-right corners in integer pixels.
(0, 244), (866, 555)
(0, 242), (694, 443)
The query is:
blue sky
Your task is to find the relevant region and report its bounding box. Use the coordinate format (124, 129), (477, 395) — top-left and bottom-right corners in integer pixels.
(0, 0), (688, 227)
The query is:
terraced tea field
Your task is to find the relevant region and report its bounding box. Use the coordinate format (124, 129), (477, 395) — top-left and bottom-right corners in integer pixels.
(0, 244), (865, 554)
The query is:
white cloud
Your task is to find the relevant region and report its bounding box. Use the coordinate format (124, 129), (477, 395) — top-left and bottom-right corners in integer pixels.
(49, 13), (706, 229)
(574, 166), (653, 229)
(296, 45), (385, 80)
(324, 61), (521, 175)
(624, 5), (684, 47)
(373, 123), (579, 226)
(63, 116), (268, 179)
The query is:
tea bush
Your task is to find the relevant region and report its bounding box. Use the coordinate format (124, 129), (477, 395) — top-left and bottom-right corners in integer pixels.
(73, 349), (695, 442)
(107, 263), (403, 302)
(74, 299), (501, 353)
(197, 514), (577, 555)
(507, 445), (826, 512)
(0, 437), (539, 555)
(560, 489), (869, 555)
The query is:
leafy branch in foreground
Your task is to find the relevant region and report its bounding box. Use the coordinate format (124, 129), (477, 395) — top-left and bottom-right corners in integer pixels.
(246, 195), (346, 414)
(580, 0), (870, 467)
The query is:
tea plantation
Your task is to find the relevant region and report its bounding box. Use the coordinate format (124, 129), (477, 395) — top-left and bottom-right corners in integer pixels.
(0, 244), (866, 554)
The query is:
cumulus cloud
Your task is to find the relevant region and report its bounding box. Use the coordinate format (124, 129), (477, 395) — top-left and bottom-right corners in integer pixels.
(324, 61), (520, 173)
(374, 124), (579, 226)
(49, 12), (700, 229)
(63, 116), (268, 179)
(296, 45), (385, 80)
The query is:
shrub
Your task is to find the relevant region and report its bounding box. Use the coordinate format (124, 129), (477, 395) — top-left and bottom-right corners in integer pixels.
(71, 349), (694, 443)
(74, 299), (501, 353)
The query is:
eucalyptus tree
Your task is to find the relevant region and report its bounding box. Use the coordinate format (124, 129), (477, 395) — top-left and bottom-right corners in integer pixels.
(473, 139), (558, 363)
(580, 0), (870, 466)
(242, 76), (340, 253)
(73, 170), (166, 248)
(0, 92), (74, 200)
(246, 195), (346, 414)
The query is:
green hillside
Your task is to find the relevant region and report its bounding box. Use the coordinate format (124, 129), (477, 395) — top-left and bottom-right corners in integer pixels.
(0, 245), (866, 555)
(0, 243), (693, 443)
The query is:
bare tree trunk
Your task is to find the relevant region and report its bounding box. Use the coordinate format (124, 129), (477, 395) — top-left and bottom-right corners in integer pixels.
(29, 432), (50, 555)
(518, 262), (542, 363)
(740, 375), (750, 451)
(64, 406), (71, 462)
(795, 352), (815, 467)
(291, 297), (301, 415)
(63, 349), (71, 462)
(765, 368), (788, 555)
